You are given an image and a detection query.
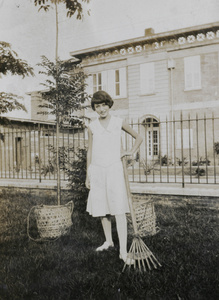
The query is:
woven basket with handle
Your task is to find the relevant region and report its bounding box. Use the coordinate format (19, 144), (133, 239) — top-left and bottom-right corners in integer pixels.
(127, 194), (159, 237)
(27, 201), (74, 241)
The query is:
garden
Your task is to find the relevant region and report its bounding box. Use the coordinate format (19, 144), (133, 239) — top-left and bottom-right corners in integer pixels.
(0, 186), (218, 299)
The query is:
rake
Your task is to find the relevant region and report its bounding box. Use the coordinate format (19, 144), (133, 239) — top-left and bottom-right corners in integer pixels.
(122, 157), (161, 273)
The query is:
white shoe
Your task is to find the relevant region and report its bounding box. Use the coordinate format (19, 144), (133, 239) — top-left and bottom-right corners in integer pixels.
(96, 241), (114, 251)
(119, 253), (135, 265)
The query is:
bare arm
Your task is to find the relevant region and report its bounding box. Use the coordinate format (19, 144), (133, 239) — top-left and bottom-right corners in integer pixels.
(121, 119), (143, 157)
(85, 127), (93, 189)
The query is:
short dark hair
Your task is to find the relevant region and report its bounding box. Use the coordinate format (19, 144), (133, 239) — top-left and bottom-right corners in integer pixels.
(91, 90), (114, 111)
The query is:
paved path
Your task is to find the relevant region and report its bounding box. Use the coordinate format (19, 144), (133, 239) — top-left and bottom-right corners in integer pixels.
(0, 178), (219, 197)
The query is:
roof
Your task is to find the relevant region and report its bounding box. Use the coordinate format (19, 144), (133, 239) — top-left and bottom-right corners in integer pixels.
(2, 117), (55, 126)
(70, 22), (219, 59)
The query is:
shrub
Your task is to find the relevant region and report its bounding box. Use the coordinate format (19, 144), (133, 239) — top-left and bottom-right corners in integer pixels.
(214, 142), (219, 155)
(140, 158), (158, 174)
(192, 157), (210, 166)
(195, 167), (205, 176)
(66, 147), (89, 213)
(176, 157), (188, 166)
(41, 145), (68, 176)
(159, 154), (169, 166)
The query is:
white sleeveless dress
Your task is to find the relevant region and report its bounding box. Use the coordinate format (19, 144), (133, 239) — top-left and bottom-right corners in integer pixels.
(86, 115), (130, 217)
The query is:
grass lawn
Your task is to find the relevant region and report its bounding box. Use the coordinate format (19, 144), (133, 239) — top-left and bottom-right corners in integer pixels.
(0, 189), (218, 300)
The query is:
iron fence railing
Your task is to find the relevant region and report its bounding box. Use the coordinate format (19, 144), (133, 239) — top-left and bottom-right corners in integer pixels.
(0, 113), (218, 186)
(0, 123), (87, 182)
(125, 113), (219, 186)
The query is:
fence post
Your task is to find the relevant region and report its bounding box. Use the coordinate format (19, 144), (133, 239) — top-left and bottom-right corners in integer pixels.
(166, 116), (169, 183)
(212, 112), (216, 183)
(196, 113), (200, 184)
(180, 111), (185, 188)
(38, 123), (41, 183)
(188, 113), (192, 184)
(204, 113), (208, 183)
(173, 113), (176, 183)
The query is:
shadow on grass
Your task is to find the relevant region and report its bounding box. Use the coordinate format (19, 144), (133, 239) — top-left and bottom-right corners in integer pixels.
(0, 189), (218, 299)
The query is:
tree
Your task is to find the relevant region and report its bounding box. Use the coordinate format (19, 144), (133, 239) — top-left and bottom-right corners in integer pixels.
(0, 41), (34, 122)
(37, 55), (89, 120)
(34, 0), (90, 19)
(34, 0), (90, 205)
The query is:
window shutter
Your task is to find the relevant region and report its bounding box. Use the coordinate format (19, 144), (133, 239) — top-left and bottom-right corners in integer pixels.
(193, 56), (201, 88)
(119, 67), (127, 97)
(101, 71), (108, 92)
(184, 57), (193, 89)
(140, 62), (155, 94)
(184, 56), (201, 90)
(85, 75), (93, 96)
(107, 69), (115, 97)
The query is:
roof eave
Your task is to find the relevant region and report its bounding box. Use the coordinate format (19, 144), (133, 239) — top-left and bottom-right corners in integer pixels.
(70, 21), (219, 58)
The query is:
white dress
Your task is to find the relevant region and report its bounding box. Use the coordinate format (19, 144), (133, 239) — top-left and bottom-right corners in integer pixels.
(86, 115), (130, 217)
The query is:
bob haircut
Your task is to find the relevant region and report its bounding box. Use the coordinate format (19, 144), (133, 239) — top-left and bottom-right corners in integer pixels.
(91, 90), (114, 111)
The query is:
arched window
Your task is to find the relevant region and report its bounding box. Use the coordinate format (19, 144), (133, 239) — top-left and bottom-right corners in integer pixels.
(142, 117), (160, 158)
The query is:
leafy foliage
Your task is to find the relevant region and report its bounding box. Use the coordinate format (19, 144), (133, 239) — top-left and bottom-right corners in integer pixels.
(0, 42), (34, 77)
(214, 142), (219, 155)
(0, 92), (26, 114)
(40, 144), (89, 212)
(41, 144), (69, 176)
(195, 167), (206, 176)
(34, 0), (90, 19)
(66, 147), (89, 212)
(0, 42), (34, 119)
(37, 56), (90, 123)
(192, 157), (211, 166)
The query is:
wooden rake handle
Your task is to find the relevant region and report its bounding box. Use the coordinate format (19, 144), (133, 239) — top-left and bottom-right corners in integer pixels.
(122, 156), (138, 235)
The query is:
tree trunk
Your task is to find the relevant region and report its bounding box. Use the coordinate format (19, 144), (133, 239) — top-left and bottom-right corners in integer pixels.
(55, 1), (61, 205)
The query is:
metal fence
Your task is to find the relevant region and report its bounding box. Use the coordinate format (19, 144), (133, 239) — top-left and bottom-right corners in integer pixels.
(125, 113), (219, 186)
(0, 113), (219, 186)
(0, 123), (87, 182)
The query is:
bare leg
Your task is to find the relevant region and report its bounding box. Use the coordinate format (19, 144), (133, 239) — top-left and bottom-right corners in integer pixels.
(115, 214), (127, 254)
(115, 214), (134, 265)
(96, 216), (114, 251)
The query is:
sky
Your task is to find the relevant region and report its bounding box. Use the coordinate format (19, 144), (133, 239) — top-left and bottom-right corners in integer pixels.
(0, 0), (219, 118)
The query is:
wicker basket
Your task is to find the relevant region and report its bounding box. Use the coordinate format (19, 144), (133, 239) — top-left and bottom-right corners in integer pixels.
(29, 201), (74, 240)
(128, 194), (159, 237)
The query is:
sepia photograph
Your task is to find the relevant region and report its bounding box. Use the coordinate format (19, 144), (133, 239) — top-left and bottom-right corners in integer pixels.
(0, 0), (219, 299)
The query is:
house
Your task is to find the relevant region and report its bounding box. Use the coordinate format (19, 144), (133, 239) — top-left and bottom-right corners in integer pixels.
(70, 22), (219, 165)
(1, 22), (218, 183)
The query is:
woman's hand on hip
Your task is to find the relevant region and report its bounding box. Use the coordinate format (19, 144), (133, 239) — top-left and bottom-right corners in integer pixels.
(121, 150), (133, 159)
(85, 176), (90, 189)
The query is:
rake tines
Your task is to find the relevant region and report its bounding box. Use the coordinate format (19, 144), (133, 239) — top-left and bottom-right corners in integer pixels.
(122, 236), (161, 273)
(122, 157), (161, 273)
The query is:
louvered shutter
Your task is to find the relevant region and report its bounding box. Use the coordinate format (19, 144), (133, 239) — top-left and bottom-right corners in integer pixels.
(184, 56), (201, 90)
(107, 69), (115, 97)
(140, 62), (155, 94)
(119, 67), (127, 97)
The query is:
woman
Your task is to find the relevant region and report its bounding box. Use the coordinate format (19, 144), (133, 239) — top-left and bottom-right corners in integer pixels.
(85, 90), (143, 264)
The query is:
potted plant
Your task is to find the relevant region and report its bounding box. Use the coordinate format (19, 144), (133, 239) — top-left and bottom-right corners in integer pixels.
(28, 0), (90, 241)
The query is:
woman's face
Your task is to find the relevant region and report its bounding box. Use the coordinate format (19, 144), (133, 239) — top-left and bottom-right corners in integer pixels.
(94, 102), (110, 119)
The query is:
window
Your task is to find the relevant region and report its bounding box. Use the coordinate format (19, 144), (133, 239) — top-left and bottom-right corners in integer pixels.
(15, 137), (23, 168)
(93, 73), (102, 92)
(90, 68), (127, 98)
(148, 129), (159, 156)
(115, 70), (120, 96)
(177, 129), (193, 149)
(140, 62), (155, 95)
(184, 56), (201, 90)
(144, 118), (159, 157)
